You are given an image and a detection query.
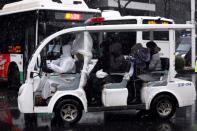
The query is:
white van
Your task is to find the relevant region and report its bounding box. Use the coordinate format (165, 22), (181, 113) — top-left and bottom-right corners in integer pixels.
(18, 21), (196, 124)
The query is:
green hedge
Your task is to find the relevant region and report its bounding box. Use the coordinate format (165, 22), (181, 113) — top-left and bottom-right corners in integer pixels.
(175, 56), (185, 71)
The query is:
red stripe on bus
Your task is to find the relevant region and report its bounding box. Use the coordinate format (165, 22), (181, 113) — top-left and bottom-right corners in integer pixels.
(0, 54), (10, 78)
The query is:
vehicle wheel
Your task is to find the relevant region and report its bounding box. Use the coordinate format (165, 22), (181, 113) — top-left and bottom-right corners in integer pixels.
(8, 65), (20, 90)
(54, 99), (82, 125)
(151, 95), (176, 120)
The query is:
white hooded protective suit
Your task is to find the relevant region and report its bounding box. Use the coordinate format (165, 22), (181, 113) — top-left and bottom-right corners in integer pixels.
(41, 44), (75, 99)
(48, 44), (75, 73)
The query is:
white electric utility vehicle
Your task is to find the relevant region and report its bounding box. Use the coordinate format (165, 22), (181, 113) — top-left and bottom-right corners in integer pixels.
(18, 21), (196, 124)
(101, 10), (174, 58)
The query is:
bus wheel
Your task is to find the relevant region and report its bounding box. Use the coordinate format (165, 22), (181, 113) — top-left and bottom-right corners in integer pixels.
(151, 95), (176, 120)
(54, 99), (82, 125)
(8, 65), (20, 90)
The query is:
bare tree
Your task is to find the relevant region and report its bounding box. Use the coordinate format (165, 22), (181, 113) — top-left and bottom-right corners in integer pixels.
(163, 0), (171, 18)
(0, 0), (7, 9)
(84, 0), (98, 8)
(116, 0), (133, 15)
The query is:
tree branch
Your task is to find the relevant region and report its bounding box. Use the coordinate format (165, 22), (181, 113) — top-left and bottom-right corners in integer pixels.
(124, 0), (133, 9)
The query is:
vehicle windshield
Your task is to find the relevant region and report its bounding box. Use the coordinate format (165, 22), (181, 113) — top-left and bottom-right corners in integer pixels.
(176, 37), (191, 52)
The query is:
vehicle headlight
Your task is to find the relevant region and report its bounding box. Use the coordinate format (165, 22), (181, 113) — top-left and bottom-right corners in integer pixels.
(181, 54), (186, 58)
(175, 52), (179, 56)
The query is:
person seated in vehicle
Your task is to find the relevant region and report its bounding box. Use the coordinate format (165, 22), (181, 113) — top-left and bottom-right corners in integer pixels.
(130, 43), (150, 76)
(109, 42), (130, 73)
(146, 41), (161, 71)
(41, 35), (76, 100)
(87, 39), (130, 105)
(125, 43), (150, 103)
(47, 43), (75, 74)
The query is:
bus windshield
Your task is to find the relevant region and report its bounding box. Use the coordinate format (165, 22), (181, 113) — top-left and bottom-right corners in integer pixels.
(38, 10), (99, 42)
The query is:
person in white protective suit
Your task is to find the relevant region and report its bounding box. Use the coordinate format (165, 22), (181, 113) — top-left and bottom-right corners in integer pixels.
(47, 44), (75, 73)
(72, 32), (93, 89)
(41, 35), (76, 99)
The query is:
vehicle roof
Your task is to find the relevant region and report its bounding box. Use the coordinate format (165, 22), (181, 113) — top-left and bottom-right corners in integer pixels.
(104, 16), (174, 22)
(102, 10), (174, 22)
(0, 0), (100, 16)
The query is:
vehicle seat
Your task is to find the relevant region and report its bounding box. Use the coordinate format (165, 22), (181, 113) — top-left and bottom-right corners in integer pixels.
(101, 62), (133, 107)
(160, 58), (169, 70)
(102, 74), (129, 107)
(41, 74), (80, 99)
(35, 75), (48, 92)
(56, 73), (81, 90)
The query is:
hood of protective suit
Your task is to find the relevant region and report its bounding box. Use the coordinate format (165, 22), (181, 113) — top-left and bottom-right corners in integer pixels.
(72, 32), (93, 58)
(61, 44), (72, 57)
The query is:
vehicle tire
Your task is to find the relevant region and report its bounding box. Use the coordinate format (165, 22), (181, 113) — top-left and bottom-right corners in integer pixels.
(151, 95), (176, 120)
(54, 99), (83, 125)
(8, 65), (20, 90)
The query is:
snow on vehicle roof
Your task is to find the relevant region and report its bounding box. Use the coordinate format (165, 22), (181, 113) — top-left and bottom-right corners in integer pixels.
(0, 0), (100, 16)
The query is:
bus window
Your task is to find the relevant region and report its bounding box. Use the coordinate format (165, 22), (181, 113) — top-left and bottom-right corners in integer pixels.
(154, 31), (169, 41)
(103, 20), (137, 25)
(142, 19), (172, 41)
(143, 31), (169, 41)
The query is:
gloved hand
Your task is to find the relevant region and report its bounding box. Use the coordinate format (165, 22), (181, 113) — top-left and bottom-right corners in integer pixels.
(47, 63), (52, 69)
(96, 69), (108, 78)
(125, 55), (135, 62)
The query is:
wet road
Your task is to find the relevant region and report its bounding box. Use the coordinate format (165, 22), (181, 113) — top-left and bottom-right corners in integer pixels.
(0, 74), (196, 131)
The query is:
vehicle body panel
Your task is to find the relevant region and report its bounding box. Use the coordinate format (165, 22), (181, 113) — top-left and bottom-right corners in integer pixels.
(141, 78), (196, 109)
(34, 89), (87, 113)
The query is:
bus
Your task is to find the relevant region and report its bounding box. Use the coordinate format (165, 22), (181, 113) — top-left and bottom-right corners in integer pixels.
(92, 10), (174, 58)
(0, 0), (100, 88)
